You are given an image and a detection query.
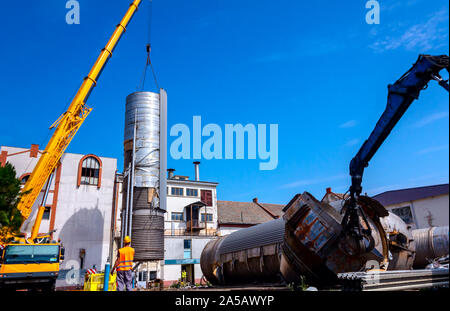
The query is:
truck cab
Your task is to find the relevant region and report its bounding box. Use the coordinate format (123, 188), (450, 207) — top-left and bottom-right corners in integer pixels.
(0, 243), (64, 291)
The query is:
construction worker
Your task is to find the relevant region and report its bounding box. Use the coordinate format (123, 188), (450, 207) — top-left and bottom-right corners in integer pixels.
(111, 236), (135, 291)
(181, 269), (187, 283)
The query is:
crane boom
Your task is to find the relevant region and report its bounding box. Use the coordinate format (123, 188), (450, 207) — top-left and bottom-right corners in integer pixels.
(17, 0), (143, 221)
(340, 54), (449, 256)
(349, 55), (449, 198)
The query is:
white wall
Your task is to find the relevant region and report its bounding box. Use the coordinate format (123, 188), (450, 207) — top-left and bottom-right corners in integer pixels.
(163, 264), (182, 283)
(163, 235), (216, 284)
(1, 146), (117, 288)
(385, 194), (449, 229)
(218, 226), (246, 236)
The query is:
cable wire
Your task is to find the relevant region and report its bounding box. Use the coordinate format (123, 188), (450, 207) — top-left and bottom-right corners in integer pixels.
(138, 0), (159, 91)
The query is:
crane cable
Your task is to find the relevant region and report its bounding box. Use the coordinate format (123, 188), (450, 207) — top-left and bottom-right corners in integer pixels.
(139, 0), (159, 91)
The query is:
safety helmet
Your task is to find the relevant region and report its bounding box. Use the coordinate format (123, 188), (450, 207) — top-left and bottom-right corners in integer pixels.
(124, 236), (131, 244)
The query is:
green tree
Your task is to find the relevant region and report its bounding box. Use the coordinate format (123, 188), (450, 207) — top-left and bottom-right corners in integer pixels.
(0, 163), (23, 234)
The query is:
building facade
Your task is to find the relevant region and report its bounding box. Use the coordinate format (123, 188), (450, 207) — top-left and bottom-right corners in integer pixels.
(1, 145), (119, 288)
(373, 184), (449, 229)
(160, 166), (219, 286)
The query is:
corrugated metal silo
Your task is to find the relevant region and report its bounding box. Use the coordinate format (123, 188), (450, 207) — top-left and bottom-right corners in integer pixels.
(123, 90), (167, 261)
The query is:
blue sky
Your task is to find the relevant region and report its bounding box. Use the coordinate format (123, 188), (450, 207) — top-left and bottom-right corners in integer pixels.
(0, 0), (448, 204)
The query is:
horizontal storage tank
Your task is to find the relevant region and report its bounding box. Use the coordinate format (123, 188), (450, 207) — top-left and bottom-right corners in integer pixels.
(413, 226), (449, 268)
(123, 91), (167, 261)
(200, 218), (285, 285)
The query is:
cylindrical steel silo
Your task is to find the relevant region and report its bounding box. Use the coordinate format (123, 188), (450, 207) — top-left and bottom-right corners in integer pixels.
(123, 91), (167, 261)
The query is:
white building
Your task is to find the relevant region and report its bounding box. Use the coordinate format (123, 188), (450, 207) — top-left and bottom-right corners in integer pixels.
(160, 164), (219, 286)
(0, 145), (119, 289)
(373, 184), (449, 229)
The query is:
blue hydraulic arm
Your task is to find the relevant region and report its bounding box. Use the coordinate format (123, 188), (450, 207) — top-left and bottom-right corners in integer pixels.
(341, 55), (449, 255)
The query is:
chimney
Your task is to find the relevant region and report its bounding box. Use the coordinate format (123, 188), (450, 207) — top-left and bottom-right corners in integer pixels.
(0, 151), (7, 167)
(253, 198), (258, 203)
(326, 187), (332, 194)
(193, 161), (200, 181)
(167, 168), (175, 179)
(30, 144), (39, 158)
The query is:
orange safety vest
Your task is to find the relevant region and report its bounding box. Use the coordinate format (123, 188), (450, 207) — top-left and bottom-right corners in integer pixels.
(117, 246), (135, 271)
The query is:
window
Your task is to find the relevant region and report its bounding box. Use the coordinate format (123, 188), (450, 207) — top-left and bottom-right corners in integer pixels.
(201, 190), (213, 206)
(43, 206), (51, 220)
(138, 271), (148, 282)
(186, 188), (198, 197)
(78, 155), (102, 187)
(149, 271), (157, 281)
(171, 187), (184, 196)
(20, 174), (30, 185)
(391, 206), (414, 224)
(3, 245), (59, 264)
(171, 212), (183, 221)
(201, 213), (213, 222)
(183, 239), (192, 259)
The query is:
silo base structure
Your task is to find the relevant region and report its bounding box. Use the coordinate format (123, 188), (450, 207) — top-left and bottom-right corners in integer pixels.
(122, 91), (167, 261)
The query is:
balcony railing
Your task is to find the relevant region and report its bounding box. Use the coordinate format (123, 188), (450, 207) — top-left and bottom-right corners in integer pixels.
(165, 220), (217, 236)
(164, 229), (217, 236)
(186, 219), (203, 231)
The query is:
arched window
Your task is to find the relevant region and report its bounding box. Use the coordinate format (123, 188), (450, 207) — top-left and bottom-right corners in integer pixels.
(20, 173), (31, 186)
(77, 155), (102, 188)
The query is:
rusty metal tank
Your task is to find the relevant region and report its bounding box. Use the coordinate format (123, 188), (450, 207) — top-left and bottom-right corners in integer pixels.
(280, 193), (390, 287)
(413, 226), (449, 268)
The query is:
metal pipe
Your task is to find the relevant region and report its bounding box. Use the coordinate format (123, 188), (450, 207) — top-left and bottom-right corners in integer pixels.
(159, 89), (168, 212)
(123, 162), (131, 247)
(103, 261), (111, 291)
(128, 112), (137, 241)
(193, 161), (200, 181)
(167, 168), (175, 179)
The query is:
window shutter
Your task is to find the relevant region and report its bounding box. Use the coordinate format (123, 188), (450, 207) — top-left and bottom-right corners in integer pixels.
(201, 190), (213, 206)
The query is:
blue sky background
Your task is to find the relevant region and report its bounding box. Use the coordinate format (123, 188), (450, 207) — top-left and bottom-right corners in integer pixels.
(0, 0), (448, 205)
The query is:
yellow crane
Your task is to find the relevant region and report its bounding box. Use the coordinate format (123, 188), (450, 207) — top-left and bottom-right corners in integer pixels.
(0, 0), (143, 291)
